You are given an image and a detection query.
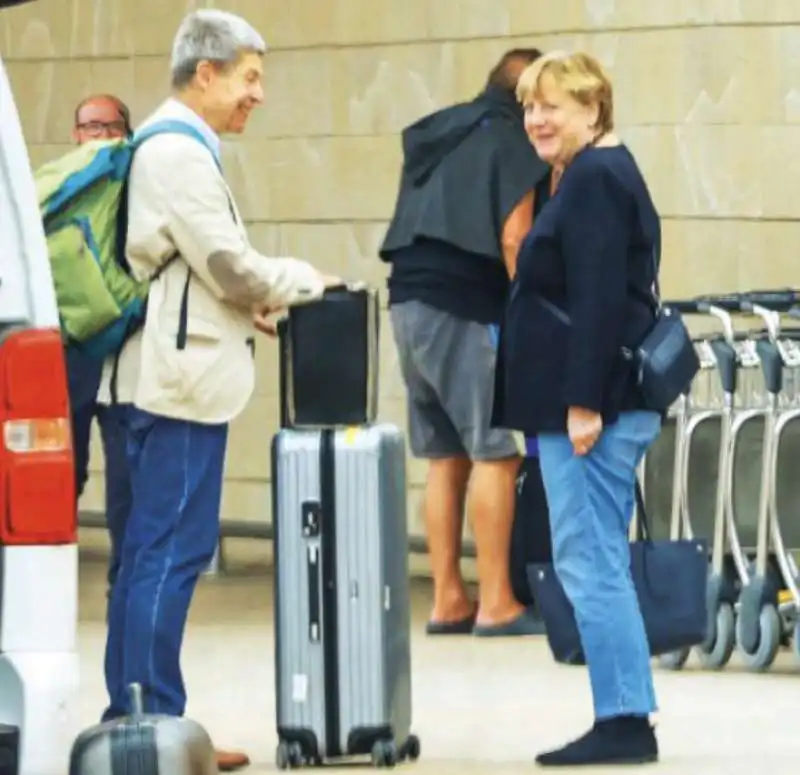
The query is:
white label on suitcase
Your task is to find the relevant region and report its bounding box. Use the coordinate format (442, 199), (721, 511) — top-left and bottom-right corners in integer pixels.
(292, 674), (308, 704)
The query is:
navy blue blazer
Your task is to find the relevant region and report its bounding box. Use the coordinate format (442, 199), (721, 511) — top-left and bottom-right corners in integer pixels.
(492, 144), (660, 435)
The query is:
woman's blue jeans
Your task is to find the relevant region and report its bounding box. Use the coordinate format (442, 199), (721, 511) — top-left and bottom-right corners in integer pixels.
(538, 410), (661, 719)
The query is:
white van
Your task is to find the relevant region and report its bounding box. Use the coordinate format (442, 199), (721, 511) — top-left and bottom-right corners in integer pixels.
(0, 6), (80, 774)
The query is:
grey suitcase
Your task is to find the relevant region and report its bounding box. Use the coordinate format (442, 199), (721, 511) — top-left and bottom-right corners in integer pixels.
(68, 683), (217, 775)
(271, 424), (420, 769)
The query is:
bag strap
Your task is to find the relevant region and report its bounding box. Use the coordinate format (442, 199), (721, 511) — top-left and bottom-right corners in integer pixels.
(132, 119), (222, 171)
(634, 479), (652, 543)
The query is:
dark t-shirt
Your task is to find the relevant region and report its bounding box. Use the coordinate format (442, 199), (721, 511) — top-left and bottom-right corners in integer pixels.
(386, 239), (509, 325)
(387, 172), (554, 325)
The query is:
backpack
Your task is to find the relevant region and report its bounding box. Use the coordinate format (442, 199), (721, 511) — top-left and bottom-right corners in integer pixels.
(34, 119), (217, 361)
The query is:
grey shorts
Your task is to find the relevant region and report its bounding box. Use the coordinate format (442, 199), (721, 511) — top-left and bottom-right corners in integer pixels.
(390, 300), (519, 461)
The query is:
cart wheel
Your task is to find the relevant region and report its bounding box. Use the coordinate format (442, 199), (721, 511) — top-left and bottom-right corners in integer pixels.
(737, 604), (781, 671)
(288, 742), (304, 769)
(276, 741), (291, 771)
(657, 647), (690, 671)
(792, 620), (800, 659)
(696, 602), (736, 670)
(406, 734), (421, 762)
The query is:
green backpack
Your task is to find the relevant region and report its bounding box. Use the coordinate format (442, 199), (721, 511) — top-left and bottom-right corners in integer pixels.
(35, 119), (216, 361)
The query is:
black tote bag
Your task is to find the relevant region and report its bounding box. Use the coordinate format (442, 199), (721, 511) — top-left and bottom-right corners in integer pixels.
(511, 455), (552, 607)
(526, 482), (709, 664)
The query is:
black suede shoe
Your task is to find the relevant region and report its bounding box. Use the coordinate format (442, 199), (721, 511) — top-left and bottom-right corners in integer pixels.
(535, 716), (658, 767)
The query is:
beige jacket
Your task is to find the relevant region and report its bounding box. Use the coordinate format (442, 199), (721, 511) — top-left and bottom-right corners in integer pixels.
(97, 102), (325, 423)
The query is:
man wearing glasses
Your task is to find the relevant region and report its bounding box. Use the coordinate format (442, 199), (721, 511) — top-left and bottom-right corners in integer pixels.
(67, 94), (133, 603)
(72, 94), (131, 143)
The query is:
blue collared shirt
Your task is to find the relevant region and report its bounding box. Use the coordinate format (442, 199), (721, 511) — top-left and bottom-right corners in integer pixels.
(148, 97), (222, 168)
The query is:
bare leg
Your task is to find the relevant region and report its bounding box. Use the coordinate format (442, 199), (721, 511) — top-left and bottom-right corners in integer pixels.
(468, 455), (526, 626)
(424, 456), (475, 622)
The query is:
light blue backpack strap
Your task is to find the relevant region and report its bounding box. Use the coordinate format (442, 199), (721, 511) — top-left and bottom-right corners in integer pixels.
(132, 119), (222, 171)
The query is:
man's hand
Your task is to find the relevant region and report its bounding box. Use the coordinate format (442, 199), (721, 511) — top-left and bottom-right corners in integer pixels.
(253, 306), (284, 338)
(321, 274), (343, 289)
(567, 406), (603, 456)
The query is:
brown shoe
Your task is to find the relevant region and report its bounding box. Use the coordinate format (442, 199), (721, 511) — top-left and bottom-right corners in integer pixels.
(215, 749), (251, 772)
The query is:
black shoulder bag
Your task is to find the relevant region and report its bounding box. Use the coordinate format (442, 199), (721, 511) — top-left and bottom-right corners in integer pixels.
(623, 247), (700, 412)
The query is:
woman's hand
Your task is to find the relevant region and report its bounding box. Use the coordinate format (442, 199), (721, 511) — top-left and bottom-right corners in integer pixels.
(567, 406), (603, 456)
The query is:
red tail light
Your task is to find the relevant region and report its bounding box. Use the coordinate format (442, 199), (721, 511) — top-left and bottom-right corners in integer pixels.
(0, 327), (75, 545)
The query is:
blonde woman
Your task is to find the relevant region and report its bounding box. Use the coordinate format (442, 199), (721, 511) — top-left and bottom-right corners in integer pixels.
(493, 51), (662, 766)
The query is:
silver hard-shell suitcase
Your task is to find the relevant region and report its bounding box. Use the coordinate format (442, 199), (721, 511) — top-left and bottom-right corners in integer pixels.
(68, 683), (217, 775)
(271, 424), (420, 769)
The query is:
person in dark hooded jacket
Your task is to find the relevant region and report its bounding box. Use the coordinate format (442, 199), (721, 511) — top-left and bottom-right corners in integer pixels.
(380, 48), (549, 637)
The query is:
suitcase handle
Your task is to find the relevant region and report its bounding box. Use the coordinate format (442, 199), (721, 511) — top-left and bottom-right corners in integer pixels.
(128, 682), (144, 716)
(307, 546), (322, 643)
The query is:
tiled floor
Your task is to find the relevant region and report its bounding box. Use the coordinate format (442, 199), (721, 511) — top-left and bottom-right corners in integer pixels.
(74, 553), (800, 774)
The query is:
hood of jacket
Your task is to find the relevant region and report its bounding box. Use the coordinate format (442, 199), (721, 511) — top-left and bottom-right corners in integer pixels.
(400, 85), (524, 186)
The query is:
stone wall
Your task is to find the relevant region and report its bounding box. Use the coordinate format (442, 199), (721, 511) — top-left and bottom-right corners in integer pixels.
(4, 0), (799, 544)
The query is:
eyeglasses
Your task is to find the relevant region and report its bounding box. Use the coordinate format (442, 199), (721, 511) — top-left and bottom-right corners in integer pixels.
(75, 120), (128, 137)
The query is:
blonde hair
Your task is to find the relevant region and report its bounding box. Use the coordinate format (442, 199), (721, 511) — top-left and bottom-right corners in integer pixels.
(515, 51), (614, 134)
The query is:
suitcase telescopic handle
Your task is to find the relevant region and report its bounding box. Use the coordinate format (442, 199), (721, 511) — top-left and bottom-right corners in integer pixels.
(128, 682), (144, 716)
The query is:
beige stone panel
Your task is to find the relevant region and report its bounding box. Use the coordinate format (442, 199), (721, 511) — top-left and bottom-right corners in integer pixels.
(87, 424), (105, 474)
(239, 0), (338, 50)
(244, 221), (283, 256)
(600, 27), (774, 128)
(406, 484), (426, 541)
(735, 220), (800, 291)
(0, 0), (133, 60)
(274, 221), (390, 289)
(330, 43), (459, 137)
(219, 478), (270, 524)
(6, 58), (137, 145)
(425, 0), (513, 40)
(646, 125), (763, 219)
(671, 26), (781, 127)
(450, 37), (533, 100)
(331, 0), (428, 46)
(129, 56), (173, 126)
(621, 125), (680, 216)
(225, 394), (277, 480)
(760, 126), (800, 220)
(248, 48), (339, 139)
(510, 0), (800, 34)
(252, 339), (282, 400)
(219, 140), (272, 224)
(771, 26), (800, 123)
(244, 0), (430, 48)
(78, 471), (105, 514)
(508, 0), (597, 35)
(657, 217), (800, 304)
(234, 136), (401, 222)
(26, 144), (71, 170)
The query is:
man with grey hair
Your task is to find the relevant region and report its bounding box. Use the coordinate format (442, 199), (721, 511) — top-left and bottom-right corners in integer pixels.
(98, 10), (337, 771)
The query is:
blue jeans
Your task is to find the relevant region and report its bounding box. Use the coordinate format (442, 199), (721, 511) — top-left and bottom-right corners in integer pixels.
(103, 407), (228, 719)
(66, 348), (132, 590)
(66, 347), (103, 498)
(538, 410), (661, 719)
(96, 404), (133, 590)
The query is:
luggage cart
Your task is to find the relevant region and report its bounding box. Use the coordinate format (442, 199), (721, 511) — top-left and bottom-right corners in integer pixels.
(730, 293), (800, 670)
(652, 301), (745, 671)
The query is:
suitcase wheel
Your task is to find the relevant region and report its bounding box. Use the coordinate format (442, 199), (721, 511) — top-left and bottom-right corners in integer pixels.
(276, 740), (304, 770)
(406, 735), (421, 762)
(371, 739), (398, 768)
